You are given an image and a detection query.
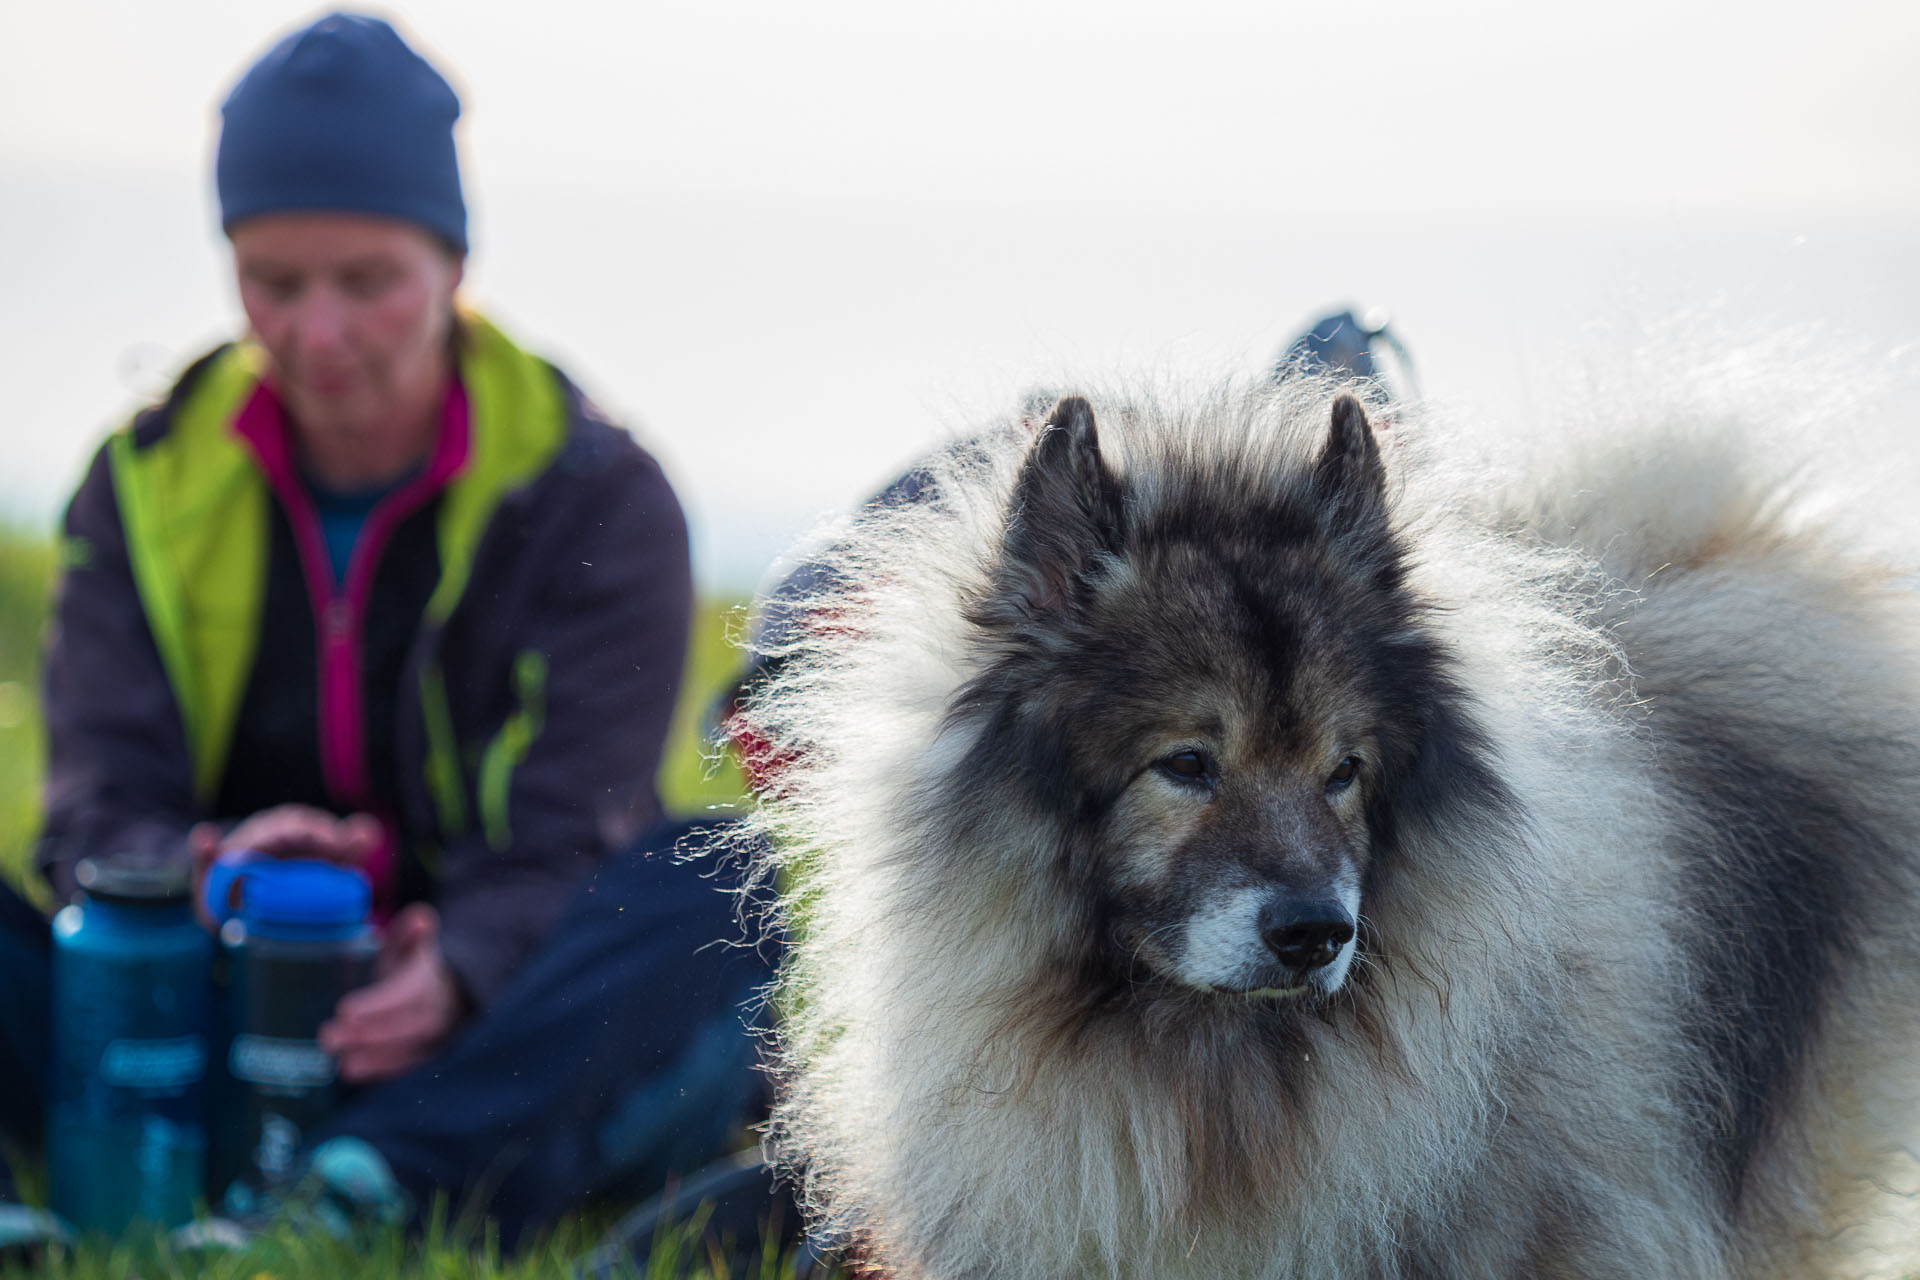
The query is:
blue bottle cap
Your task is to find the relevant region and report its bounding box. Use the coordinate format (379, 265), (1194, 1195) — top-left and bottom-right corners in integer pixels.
(233, 861), (371, 940)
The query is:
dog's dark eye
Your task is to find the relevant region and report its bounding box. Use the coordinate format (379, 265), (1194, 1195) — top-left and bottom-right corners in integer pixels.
(1326, 756), (1359, 792)
(1159, 750), (1212, 785)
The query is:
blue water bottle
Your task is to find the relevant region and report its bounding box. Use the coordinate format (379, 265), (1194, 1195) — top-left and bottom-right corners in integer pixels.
(47, 855), (212, 1233)
(203, 858), (377, 1199)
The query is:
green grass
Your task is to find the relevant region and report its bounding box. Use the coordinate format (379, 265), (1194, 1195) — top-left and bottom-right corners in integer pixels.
(1, 1205), (816, 1279)
(656, 599), (751, 819)
(0, 523), (787, 1275)
(0, 527), (53, 909)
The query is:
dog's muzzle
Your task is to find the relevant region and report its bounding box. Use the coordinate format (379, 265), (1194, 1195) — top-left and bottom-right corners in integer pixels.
(1175, 884), (1361, 998)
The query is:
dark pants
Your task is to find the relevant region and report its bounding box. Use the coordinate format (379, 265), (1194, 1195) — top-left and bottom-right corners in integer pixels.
(0, 886), (50, 1175)
(0, 819), (773, 1245)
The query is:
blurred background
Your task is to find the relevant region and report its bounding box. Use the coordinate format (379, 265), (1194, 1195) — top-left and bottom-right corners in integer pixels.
(2, 0), (1918, 881)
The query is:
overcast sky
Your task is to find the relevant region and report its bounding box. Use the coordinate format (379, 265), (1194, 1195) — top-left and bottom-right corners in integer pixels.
(5, 0), (1918, 589)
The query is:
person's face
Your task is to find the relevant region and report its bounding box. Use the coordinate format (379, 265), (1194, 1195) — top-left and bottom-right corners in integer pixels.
(230, 213), (464, 443)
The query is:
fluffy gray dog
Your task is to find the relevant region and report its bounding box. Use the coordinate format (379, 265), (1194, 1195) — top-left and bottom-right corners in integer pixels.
(737, 374), (1920, 1279)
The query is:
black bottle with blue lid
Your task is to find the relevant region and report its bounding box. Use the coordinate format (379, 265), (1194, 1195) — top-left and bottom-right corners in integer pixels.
(204, 858), (378, 1197)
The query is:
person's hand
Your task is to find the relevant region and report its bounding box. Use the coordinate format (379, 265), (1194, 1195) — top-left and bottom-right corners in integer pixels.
(189, 804), (382, 927)
(318, 902), (465, 1083)
(192, 803), (382, 869)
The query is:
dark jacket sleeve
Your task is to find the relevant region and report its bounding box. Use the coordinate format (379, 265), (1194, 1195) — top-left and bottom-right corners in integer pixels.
(433, 433), (693, 1007)
(36, 436), (203, 901)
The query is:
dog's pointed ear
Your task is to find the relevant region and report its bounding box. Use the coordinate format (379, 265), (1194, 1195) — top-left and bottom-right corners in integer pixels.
(996, 395), (1124, 616)
(1311, 394), (1387, 534)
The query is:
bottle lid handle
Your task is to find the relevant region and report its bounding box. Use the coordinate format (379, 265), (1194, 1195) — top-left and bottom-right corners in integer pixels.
(200, 851), (262, 926)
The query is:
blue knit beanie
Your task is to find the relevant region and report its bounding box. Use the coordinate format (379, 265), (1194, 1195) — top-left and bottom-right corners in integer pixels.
(217, 12), (467, 252)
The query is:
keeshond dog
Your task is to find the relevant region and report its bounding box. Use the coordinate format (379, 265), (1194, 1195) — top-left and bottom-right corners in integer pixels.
(737, 374), (1920, 1278)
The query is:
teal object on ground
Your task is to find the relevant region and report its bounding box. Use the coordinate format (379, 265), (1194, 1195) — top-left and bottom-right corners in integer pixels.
(47, 856), (212, 1234)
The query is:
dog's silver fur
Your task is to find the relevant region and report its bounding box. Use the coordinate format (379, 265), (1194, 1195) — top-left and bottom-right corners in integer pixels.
(737, 371), (1920, 1278)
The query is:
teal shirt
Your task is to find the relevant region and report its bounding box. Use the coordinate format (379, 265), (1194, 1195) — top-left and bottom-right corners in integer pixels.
(304, 472), (408, 586)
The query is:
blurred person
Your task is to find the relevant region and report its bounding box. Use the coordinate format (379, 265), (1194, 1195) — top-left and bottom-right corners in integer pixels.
(1270, 305), (1420, 402)
(0, 10), (768, 1251)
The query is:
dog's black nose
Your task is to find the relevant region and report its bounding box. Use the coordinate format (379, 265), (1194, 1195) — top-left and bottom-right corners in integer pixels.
(1258, 899), (1356, 973)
